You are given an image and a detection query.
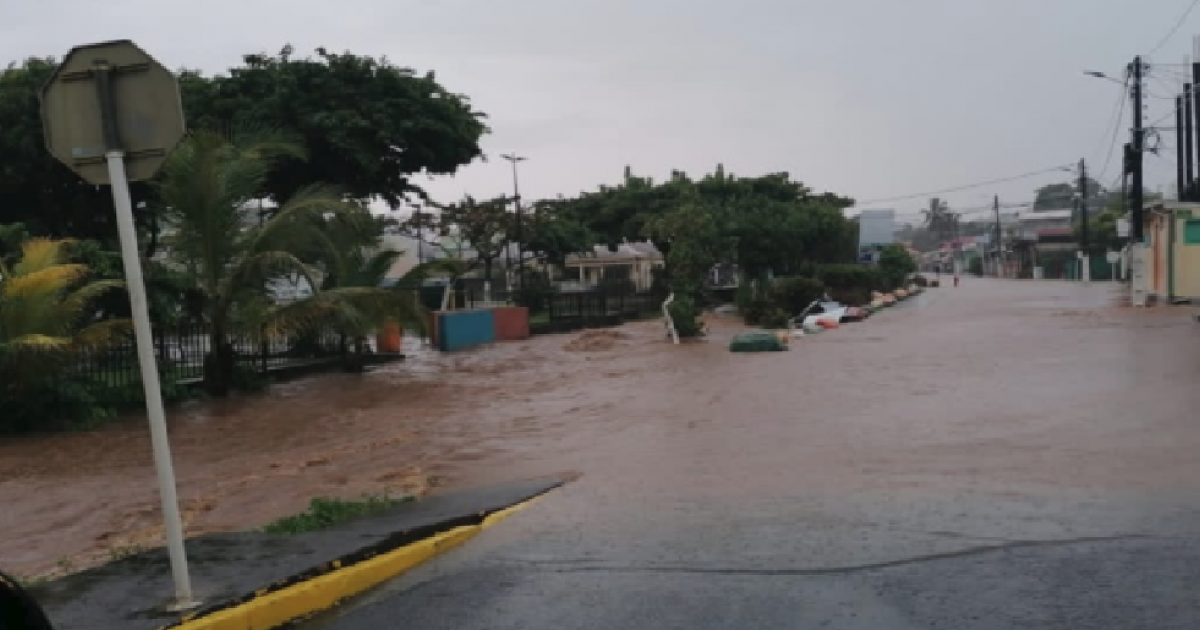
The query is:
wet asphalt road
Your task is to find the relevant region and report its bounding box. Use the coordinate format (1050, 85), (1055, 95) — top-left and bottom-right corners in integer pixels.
(300, 280), (1200, 629)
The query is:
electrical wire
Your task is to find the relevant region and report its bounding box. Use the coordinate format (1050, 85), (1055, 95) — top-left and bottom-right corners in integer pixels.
(855, 166), (1074, 206)
(1147, 0), (1200, 57)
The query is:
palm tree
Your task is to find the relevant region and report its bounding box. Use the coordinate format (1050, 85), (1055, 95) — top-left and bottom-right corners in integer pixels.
(156, 127), (389, 395)
(921, 198), (960, 245)
(275, 232), (430, 372)
(0, 237), (124, 397)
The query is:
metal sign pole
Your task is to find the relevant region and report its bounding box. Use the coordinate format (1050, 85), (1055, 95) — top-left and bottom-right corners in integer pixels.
(94, 62), (195, 609)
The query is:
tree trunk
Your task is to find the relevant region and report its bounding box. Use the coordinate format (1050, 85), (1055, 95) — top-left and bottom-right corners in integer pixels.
(202, 325), (235, 397)
(342, 336), (367, 373)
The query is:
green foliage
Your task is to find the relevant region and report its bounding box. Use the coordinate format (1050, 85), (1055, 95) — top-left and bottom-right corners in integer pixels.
(407, 195), (510, 277)
(523, 200), (594, 267)
(231, 362), (271, 393)
(667, 294), (706, 337)
(767, 277), (827, 315)
(0, 376), (109, 434)
(0, 59), (156, 244)
(968, 257), (984, 276)
(537, 165), (856, 282)
(819, 264), (884, 291)
(912, 274), (930, 287)
(261, 493), (413, 535)
(157, 127), (391, 395)
(645, 197), (734, 338)
(181, 46), (487, 210)
(514, 270), (557, 313)
(877, 244), (917, 289)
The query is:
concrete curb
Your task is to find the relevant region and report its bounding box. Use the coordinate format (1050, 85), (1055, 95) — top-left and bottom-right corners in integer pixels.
(161, 494), (546, 630)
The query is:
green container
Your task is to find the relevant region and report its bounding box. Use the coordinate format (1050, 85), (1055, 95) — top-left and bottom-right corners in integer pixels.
(729, 330), (788, 352)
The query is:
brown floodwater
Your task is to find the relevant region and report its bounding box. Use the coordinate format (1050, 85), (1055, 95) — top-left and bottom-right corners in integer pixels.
(0, 320), (689, 577)
(4, 280), (1200, 579)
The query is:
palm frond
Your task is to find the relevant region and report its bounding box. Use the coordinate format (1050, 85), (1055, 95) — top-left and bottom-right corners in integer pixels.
(0, 264), (88, 299)
(75, 318), (132, 347)
(2, 333), (73, 353)
(12, 238), (73, 276)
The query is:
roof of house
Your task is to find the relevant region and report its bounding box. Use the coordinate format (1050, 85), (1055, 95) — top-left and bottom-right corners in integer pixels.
(1021, 209), (1074, 221)
(565, 241), (663, 263)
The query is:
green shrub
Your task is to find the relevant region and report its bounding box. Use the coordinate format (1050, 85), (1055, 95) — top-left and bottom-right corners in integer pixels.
(828, 287), (872, 306)
(912, 274), (929, 287)
(261, 494), (413, 535)
(739, 297), (774, 325)
(0, 378), (111, 434)
(667, 294), (705, 337)
(968, 257), (984, 277)
(878, 244), (918, 289)
(758, 308), (791, 329)
(767, 277), (826, 315)
(819, 264), (884, 291)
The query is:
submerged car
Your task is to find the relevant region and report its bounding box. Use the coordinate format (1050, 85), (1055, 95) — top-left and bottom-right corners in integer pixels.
(791, 300), (869, 327)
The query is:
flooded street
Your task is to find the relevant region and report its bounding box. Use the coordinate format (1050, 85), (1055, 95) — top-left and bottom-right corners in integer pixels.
(6, 277), (1200, 609)
(298, 279), (1200, 630)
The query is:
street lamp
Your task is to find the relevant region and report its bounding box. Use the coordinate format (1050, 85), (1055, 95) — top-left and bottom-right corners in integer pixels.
(502, 153), (527, 286)
(411, 204), (425, 264)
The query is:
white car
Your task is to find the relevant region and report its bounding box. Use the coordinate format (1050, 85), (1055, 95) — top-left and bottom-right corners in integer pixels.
(790, 300), (869, 328)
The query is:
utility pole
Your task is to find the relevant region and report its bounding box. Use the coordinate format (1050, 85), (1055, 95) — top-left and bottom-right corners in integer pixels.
(992, 195), (1003, 278)
(1177, 95), (1187, 200)
(1078, 158), (1091, 283)
(502, 153), (527, 289)
(1130, 56), (1147, 306)
(1192, 37), (1200, 197)
(1186, 86), (1195, 200)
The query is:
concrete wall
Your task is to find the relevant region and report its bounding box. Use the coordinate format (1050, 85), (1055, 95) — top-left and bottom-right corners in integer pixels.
(1173, 209), (1200, 299)
(491, 307), (531, 341)
(436, 309), (496, 352)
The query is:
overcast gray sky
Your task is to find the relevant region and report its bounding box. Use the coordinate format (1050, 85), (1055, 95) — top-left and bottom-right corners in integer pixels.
(4, 0), (1197, 224)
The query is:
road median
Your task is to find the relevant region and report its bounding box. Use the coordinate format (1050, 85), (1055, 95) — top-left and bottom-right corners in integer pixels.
(33, 477), (564, 630)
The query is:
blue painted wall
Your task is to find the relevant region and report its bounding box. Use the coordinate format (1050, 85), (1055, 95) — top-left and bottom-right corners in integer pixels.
(437, 309), (496, 352)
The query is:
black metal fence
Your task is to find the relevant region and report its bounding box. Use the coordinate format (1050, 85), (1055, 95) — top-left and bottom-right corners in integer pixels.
(73, 324), (346, 387)
(435, 285), (662, 335)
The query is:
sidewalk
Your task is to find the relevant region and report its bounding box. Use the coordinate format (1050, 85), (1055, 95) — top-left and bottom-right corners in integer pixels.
(32, 477), (562, 630)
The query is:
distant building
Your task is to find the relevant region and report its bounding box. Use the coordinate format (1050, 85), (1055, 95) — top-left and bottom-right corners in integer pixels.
(856, 209), (897, 249)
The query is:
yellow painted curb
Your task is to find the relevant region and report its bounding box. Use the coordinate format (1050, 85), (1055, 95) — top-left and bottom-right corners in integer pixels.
(167, 496), (545, 630)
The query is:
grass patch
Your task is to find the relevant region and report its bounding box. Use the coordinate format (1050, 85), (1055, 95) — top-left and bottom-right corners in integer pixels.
(529, 311), (551, 325)
(261, 494), (413, 535)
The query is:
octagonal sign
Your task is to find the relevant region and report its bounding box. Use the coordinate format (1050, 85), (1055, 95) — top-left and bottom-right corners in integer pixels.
(41, 40), (185, 185)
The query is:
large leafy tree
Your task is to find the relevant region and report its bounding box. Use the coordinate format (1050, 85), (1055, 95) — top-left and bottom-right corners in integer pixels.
(523, 199), (594, 267)
(0, 59), (156, 244)
(644, 196), (736, 337)
(181, 46), (489, 210)
(156, 127), (389, 395)
(406, 195), (512, 281)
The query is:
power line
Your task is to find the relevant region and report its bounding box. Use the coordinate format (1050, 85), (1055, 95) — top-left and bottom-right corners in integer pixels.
(855, 165), (1073, 205)
(1147, 0), (1200, 57)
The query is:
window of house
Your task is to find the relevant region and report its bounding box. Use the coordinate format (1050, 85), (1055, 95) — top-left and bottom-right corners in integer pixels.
(1185, 219), (1200, 245)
